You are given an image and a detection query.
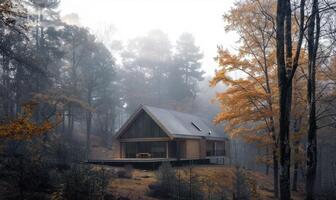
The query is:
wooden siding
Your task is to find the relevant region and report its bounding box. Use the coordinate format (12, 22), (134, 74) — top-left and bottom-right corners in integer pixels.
(120, 111), (168, 139)
(185, 139), (200, 159)
(112, 139), (121, 158)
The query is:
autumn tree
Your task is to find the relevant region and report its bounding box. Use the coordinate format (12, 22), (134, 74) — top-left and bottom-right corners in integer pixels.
(0, 102), (55, 139)
(210, 0), (280, 197)
(274, 0), (308, 198)
(0, 1), (116, 198)
(275, 0), (336, 198)
(0, 0), (62, 139)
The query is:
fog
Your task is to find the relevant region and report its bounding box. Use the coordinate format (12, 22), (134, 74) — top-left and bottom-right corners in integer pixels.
(0, 0), (335, 199)
(59, 0), (238, 76)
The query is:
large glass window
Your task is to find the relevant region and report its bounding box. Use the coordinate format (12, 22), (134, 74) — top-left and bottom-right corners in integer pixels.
(206, 141), (215, 156)
(123, 141), (167, 158)
(216, 142), (225, 156)
(125, 142), (137, 158)
(168, 140), (186, 159)
(206, 141), (225, 156)
(152, 142), (166, 158)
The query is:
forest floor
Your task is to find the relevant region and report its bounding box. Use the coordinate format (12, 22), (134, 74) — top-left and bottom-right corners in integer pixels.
(97, 165), (305, 200)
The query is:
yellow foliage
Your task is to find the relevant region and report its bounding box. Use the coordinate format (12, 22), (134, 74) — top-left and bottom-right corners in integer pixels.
(0, 102), (54, 140)
(210, 0), (308, 165)
(211, 45), (278, 142)
(0, 89), (95, 140)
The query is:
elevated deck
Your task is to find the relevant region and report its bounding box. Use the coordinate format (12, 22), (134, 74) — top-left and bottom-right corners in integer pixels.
(87, 158), (210, 169)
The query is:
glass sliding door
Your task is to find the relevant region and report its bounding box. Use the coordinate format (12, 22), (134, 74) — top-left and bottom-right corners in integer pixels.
(215, 142), (225, 156)
(206, 141), (226, 157)
(206, 141), (215, 156)
(125, 142), (137, 158)
(168, 140), (186, 159)
(152, 142), (166, 158)
(123, 141), (167, 158)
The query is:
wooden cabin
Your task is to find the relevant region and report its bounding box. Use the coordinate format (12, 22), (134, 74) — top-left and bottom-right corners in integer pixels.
(112, 105), (229, 163)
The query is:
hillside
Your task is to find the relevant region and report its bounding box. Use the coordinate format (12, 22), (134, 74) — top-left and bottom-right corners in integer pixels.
(98, 165), (305, 200)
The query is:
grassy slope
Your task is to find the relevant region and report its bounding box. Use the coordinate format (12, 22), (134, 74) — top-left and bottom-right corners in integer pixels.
(103, 165), (304, 200)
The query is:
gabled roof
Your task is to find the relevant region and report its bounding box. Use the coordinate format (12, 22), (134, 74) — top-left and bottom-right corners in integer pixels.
(115, 105), (228, 140)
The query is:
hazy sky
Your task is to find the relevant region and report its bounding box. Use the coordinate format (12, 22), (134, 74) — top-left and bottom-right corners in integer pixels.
(59, 0), (238, 75)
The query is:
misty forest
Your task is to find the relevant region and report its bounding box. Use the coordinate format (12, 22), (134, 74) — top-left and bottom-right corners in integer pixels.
(0, 0), (336, 199)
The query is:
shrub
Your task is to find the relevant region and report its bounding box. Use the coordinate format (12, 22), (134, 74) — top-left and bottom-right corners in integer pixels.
(149, 162), (204, 200)
(59, 164), (110, 200)
(156, 162), (177, 194)
(233, 166), (251, 200)
(0, 144), (53, 200)
(117, 165), (133, 179)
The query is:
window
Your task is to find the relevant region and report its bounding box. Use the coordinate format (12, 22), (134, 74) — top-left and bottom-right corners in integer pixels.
(125, 142), (137, 158)
(123, 141), (167, 158)
(216, 142), (225, 156)
(206, 141), (215, 156)
(152, 142), (166, 158)
(206, 141), (225, 156)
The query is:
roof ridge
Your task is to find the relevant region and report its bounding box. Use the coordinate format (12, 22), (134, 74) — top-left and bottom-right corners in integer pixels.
(143, 105), (203, 119)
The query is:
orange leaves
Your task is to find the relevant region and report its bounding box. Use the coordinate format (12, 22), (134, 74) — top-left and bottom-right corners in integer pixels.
(210, 0), (279, 146)
(0, 89), (95, 140)
(0, 117), (53, 140)
(0, 102), (54, 140)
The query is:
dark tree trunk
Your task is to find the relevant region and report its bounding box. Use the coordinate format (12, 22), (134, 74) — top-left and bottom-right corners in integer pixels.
(292, 68), (303, 192)
(67, 104), (74, 140)
(269, 118), (279, 198)
(62, 111), (66, 135)
(278, 79), (292, 200)
(265, 50), (279, 198)
(276, 0), (294, 199)
(276, 0), (306, 198)
(266, 146), (270, 175)
(2, 55), (11, 119)
(266, 163), (270, 176)
(86, 110), (92, 158)
(107, 113), (116, 149)
(15, 64), (23, 115)
(292, 161), (299, 192)
(86, 88), (93, 158)
(292, 140), (299, 192)
(306, 0), (320, 199)
(292, 119), (301, 192)
(273, 146), (279, 198)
